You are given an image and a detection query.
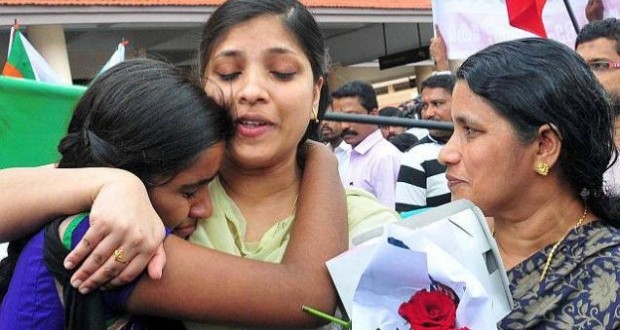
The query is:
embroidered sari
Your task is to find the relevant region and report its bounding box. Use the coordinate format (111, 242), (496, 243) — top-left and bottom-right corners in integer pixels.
(499, 221), (620, 329)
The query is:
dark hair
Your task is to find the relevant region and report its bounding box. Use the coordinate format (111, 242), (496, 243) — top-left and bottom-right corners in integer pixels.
(390, 132), (418, 152)
(197, 0), (329, 168)
(457, 38), (620, 226)
(378, 106), (401, 117)
(331, 80), (378, 113)
(575, 17), (620, 54)
(420, 74), (456, 94)
(0, 59), (235, 301)
(58, 59), (234, 187)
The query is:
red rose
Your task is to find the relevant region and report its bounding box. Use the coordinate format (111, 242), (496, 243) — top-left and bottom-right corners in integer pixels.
(398, 289), (457, 330)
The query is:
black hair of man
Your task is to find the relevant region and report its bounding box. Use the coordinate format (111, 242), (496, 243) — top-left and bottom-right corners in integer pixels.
(332, 80), (378, 113)
(378, 106), (401, 117)
(575, 17), (620, 52)
(420, 74), (456, 94)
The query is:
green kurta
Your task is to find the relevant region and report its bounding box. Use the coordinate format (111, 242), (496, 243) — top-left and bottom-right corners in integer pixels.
(186, 176), (399, 330)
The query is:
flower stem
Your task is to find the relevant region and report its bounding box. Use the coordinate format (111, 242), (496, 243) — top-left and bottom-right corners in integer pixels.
(301, 305), (351, 328)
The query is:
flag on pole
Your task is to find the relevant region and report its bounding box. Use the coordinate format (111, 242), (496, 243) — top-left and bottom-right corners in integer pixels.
(0, 76), (85, 168)
(2, 24), (63, 84)
(98, 39), (128, 75)
(506, 0), (548, 38)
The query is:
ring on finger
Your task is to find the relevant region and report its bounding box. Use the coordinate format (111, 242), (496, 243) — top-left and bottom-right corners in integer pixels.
(113, 249), (128, 264)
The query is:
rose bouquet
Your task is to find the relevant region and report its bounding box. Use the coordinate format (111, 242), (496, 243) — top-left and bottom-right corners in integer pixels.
(324, 200), (513, 330)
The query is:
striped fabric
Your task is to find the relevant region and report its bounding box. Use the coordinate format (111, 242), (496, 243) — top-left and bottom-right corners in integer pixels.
(395, 135), (451, 212)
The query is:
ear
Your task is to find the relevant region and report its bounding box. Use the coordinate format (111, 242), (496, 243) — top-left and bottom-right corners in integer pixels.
(534, 123), (562, 168)
(312, 76), (324, 110)
(369, 108), (379, 116)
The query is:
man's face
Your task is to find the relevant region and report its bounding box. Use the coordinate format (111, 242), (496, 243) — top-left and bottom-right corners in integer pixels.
(576, 37), (620, 96)
(421, 87), (453, 139)
(332, 96), (378, 148)
(380, 125), (406, 140)
(320, 107), (343, 144)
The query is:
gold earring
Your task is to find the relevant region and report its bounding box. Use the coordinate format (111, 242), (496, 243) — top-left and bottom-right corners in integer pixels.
(311, 107), (319, 123)
(535, 161), (550, 176)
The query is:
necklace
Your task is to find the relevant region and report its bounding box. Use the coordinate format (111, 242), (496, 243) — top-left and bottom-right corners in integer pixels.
(538, 207), (588, 283)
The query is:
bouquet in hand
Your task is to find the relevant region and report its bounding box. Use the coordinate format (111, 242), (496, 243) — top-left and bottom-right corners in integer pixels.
(397, 272), (470, 330)
(324, 200), (513, 330)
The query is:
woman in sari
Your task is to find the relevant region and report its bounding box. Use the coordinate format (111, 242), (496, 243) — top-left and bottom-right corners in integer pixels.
(439, 38), (620, 328)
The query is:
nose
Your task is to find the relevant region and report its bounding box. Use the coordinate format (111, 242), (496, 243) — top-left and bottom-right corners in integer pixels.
(341, 121), (351, 131)
(438, 136), (459, 166)
(189, 189), (213, 219)
(422, 106), (435, 120)
(237, 68), (268, 106)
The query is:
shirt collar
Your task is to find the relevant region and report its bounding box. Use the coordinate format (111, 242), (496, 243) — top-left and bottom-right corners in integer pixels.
(352, 129), (384, 155)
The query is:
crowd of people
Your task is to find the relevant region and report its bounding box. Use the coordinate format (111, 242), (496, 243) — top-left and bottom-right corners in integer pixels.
(0, 0), (619, 328)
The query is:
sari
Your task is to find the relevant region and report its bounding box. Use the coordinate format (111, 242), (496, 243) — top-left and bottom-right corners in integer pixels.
(499, 221), (620, 329)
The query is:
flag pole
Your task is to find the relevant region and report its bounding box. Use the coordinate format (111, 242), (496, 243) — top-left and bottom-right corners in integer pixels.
(562, 0), (580, 34)
(7, 19), (18, 57)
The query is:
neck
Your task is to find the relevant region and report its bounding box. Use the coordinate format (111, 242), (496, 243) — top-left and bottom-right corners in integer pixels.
(219, 154), (300, 201)
(219, 153), (301, 241)
(329, 137), (343, 149)
(492, 182), (592, 270)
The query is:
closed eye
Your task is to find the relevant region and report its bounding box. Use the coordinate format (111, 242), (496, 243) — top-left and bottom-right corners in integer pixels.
(272, 71), (296, 81)
(218, 72), (240, 82)
(463, 126), (479, 139)
(182, 191), (197, 199)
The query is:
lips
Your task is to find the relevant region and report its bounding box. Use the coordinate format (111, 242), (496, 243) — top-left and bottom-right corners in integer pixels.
(236, 115), (274, 138)
(173, 224), (196, 239)
(445, 173), (467, 189)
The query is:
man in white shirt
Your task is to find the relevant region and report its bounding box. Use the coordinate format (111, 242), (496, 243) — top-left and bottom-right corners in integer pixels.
(320, 104), (351, 186)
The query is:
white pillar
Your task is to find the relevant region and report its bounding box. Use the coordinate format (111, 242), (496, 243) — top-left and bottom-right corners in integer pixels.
(26, 25), (72, 84)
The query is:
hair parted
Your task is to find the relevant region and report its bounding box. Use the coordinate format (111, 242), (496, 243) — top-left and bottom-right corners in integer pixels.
(197, 0), (330, 168)
(457, 38), (620, 226)
(58, 58), (234, 187)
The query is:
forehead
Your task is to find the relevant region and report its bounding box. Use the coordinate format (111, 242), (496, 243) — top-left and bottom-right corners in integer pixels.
(451, 82), (500, 121)
(160, 143), (224, 188)
(332, 96), (364, 111)
(421, 87), (452, 101)
(209, 15), (306, 59)
(576, 37), (620, 61)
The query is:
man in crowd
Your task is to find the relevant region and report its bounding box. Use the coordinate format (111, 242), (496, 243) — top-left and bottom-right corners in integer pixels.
(575, 16), (620, 194)
(377, 106), (407, 141)
(320, 101), (351, 186)
(332, 80), (402, 208)
(395, 74), (455, 213)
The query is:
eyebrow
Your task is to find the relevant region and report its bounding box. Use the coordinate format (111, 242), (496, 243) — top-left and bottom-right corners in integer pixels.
(267, 47), (298, 56)
(213, 49), (241, 59)
(180, 174), (218, 191)
(454, 114), (477, 126)
(214, 47), (298, 59)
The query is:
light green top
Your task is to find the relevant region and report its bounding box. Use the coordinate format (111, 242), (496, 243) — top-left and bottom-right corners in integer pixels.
(185, 176), (399, 330)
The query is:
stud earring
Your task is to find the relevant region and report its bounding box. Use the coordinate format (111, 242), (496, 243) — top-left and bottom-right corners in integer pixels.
(535, 161), (550, 176)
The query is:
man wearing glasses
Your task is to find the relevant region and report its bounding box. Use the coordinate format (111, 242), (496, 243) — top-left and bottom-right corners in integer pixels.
(576, 17), (620, 106)
(576, 16), (620, 194)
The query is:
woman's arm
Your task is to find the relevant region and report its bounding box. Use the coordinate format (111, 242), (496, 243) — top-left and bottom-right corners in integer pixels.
(0, 166), (166, 287)
(126, 142), (348, 327)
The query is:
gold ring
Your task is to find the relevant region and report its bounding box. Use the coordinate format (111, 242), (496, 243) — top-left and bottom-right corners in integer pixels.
(113, 249), (128, 264)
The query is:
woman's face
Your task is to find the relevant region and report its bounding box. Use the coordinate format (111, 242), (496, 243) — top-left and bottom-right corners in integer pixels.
(438, 82), (536, 216)
(149, 142), (225, 239)
(204, 15), (322, 169)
